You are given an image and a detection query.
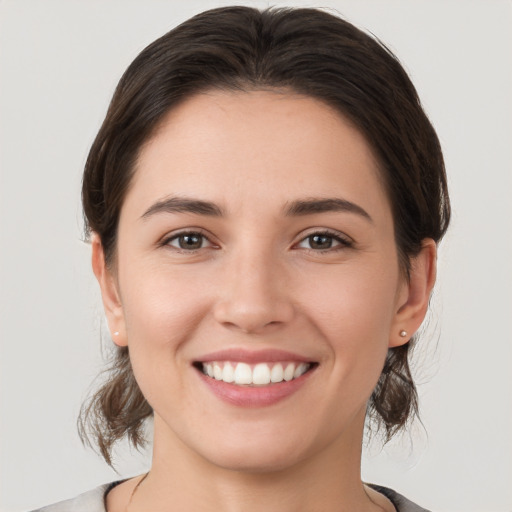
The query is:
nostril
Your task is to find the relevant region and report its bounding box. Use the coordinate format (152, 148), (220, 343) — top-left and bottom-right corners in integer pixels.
(213, 299), (295, 334)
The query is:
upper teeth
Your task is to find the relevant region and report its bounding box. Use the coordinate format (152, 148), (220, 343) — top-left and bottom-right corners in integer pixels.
(202, 362), (310, 386)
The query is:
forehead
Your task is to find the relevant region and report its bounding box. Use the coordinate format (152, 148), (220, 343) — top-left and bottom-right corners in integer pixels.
(126, 90), (390, 221)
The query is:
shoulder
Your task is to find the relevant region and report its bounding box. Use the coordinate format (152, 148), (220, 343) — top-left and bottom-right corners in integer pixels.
(369, 484), (432, 512)
(29, 482), (118, 512)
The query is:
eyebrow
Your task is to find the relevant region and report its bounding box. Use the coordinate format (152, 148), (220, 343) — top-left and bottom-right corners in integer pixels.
(141, 197), (224, 219)
(284, 197), (373, 223)
(141, 196), (372, 223)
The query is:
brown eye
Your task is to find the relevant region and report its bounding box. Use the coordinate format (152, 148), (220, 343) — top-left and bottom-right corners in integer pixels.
(308, 234), (333, 249)
(296, 231), (352, 251)
(167, 232), (208, 250)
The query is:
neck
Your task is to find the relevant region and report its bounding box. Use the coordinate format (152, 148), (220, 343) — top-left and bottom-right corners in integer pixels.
(128, 411), (385, 512)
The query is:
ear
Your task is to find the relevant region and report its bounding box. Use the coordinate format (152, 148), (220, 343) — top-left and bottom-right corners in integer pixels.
(389, 238), (437, 348)
(91, 233), (127, 347)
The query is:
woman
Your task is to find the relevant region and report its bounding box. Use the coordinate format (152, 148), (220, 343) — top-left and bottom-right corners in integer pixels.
(34, 6), (449, 512)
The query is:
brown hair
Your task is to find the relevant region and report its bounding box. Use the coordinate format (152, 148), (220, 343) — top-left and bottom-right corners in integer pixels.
(79, 6), (450, 465)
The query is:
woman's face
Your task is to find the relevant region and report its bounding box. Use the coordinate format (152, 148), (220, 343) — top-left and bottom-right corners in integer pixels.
(96, 90), (430, 472)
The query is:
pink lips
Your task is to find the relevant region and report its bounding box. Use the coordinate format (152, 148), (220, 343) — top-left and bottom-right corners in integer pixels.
(194, 348), (316, 407)
(196, 348), (311, 364)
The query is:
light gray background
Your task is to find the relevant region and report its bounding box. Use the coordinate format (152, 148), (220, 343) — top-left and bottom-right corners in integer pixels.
(1, 1), (511, 511)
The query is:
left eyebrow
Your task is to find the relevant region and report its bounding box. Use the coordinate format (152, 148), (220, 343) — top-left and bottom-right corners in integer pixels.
(284, 197), (373, 223)
(141, 196), (224, 220)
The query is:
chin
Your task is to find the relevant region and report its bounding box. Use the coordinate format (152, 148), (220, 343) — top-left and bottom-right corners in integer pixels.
(199, 441), (309, 474)
(184, 417), (335, 475)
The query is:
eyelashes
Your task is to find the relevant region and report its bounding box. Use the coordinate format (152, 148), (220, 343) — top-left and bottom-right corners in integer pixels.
(161, 229), (354, 254)
(165, 231), (214, 251)
(296, 231), (353, 251)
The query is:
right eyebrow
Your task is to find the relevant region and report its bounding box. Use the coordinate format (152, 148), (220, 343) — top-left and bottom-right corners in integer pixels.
(140, 196), (224, 220)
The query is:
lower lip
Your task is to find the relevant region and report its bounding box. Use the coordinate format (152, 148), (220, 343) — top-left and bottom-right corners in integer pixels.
(197, 368), (315, 407)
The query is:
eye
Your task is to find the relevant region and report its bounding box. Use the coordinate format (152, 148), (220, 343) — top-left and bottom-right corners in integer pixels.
(296, 231), (352, 251)
(165, 231), (212, 251)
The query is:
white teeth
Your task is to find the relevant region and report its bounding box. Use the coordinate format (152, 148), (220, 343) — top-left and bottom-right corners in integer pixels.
(252, 363), (271, 385)
(283, 363), (295, 381)
(201, 361), (311, 386)
(294, 362), (309, 378)
(213, 363), (223, 380)
(222, 362), (235, 383)
(270, 363), (284, 383)
(234, 362), (252, 385)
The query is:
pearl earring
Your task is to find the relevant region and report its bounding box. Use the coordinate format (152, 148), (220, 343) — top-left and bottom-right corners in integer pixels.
(114, 331), (119, 336)
(399, 330), (408, 337)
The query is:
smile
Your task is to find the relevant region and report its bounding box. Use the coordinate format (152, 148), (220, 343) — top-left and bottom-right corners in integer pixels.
(194, 349), (318, 406)
(200, 361), (311, 386)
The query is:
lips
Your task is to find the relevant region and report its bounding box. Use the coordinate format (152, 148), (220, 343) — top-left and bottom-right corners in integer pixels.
(194, 349), (317, 407)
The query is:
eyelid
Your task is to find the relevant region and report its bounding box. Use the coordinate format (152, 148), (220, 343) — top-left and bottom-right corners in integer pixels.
(159, 228), (217, 250)
(294, 228), (354, 250)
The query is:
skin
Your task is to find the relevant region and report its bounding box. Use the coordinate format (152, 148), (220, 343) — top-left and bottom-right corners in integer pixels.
(93, 90), (436, 512)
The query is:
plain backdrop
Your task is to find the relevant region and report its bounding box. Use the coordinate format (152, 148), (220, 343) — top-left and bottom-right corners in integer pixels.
(1, 1), (511, 511)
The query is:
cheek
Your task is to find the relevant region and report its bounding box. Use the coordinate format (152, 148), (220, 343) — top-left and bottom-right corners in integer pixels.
(120, 255), (211, 336)
(300, 263), (399, 389)
(302, 263), (399, 340)
(117, 263), (213, 397)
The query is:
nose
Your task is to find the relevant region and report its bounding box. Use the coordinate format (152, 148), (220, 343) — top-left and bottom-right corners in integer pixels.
(213, 247), (295, 334)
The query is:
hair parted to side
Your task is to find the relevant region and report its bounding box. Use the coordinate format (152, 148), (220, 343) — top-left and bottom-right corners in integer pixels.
(79, 6), (450, 466)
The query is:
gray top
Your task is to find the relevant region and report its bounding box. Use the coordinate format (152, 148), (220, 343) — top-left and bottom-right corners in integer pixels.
(31, 482), (431, 511)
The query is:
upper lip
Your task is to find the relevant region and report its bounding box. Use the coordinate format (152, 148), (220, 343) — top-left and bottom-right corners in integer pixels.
(194, 348), (314, 364)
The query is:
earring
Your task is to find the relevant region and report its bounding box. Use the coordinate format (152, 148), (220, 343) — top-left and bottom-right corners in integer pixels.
(399, 330), (408, 337)
(113, 331), (119, 336)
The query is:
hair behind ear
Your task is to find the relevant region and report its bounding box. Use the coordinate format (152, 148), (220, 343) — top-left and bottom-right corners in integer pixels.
(368, 342), (417, 439)
(78, 347), (152, 467)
